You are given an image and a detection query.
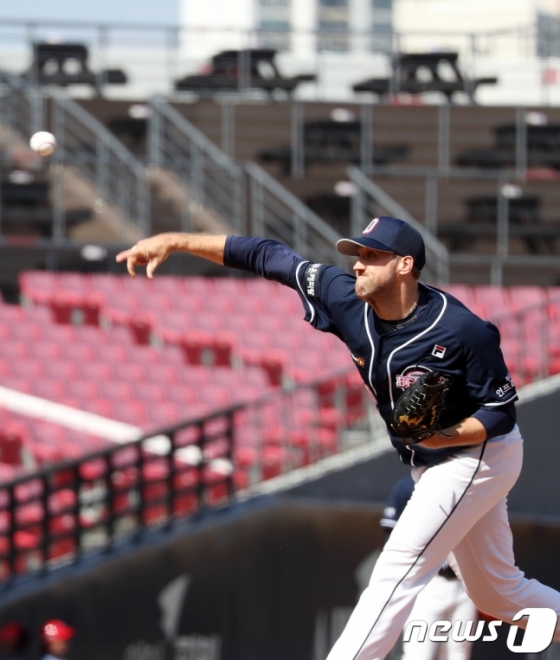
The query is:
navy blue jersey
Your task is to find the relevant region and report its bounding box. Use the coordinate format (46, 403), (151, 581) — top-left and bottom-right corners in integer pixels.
(224, 237), (518, 467)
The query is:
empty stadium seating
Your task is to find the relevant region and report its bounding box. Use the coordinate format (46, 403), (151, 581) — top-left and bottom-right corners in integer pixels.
(445, 283), (560, 385)
(0, 273), (369, 486)
(0, 272), (558, 576)
(0, 271), (556, 485)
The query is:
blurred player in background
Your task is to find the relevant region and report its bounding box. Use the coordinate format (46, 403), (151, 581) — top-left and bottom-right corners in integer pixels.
(0, 622), (28, 660)
(381, 476), (477, 660)
(39, 620), (74, 660)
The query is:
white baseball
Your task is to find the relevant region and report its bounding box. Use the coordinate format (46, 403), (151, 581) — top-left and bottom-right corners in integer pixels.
(29, 131), (57, 156)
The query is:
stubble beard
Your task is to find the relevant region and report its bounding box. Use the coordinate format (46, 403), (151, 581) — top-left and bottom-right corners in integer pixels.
(355, 274), (393, 306)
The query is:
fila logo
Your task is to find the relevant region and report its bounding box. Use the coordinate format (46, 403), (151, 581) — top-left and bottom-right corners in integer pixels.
(432, 344), (447, 359)
(363, 218), (380, 234)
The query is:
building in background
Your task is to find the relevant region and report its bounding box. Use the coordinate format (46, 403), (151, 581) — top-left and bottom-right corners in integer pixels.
(176, 0), (560, 104)
(0, 0), (557, 102)
(179, 0), (394, 57)
(394, 0), (560, 57)
(179, 0), (560, 58)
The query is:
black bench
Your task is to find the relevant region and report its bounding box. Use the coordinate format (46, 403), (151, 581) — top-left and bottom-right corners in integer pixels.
(438, 195), (558, 254)
(457, 123), (560, 170)
(466, 195), (541, 224)
(107, 117), (148, 154)
(259, 119), (409, 172)
(23, 43), (127, 92)
(456, 150), (560, 169)
(1, 172), (49, 207)
(353, 52), (497, 103)
(495, 123), (560, 151)
(175, 49), (315, 96)
(0, 170), (91, 237)
(304, 193), (351, 235)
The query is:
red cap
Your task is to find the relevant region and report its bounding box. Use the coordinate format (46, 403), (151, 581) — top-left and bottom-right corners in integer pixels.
(40, 620), (75, 643)
(0, 622), (26, 644)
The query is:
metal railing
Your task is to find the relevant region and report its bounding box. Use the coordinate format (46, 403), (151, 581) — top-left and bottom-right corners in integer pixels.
(148, 98), (245, 234)
(359, 160), (560, 285)
(0, 76), (151, 240)
(347, 166), (450, 285)
(246, 162), (347, 267)
(52, 94), (151, 238)
(0, 370), (378, 584)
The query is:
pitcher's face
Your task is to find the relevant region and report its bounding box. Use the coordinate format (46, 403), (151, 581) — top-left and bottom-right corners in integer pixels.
(353, 247), (400, 302)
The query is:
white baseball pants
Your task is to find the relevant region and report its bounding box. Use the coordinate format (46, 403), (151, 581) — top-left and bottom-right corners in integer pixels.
(326, 427), (560, 660)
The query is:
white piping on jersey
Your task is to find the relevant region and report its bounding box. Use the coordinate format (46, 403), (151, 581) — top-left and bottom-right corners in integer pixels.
(364, 302), (378, 397)
(386, 289), (448, 410)
(295, 261), (316, 325)
(482, 395), (518, 407)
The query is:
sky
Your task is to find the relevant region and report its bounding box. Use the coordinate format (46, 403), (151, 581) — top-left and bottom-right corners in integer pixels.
(0, 0), (179, 26)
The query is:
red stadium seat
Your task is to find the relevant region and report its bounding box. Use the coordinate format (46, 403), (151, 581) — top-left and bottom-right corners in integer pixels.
(0, 424), (25, 466)
(474, 287), (511, 321)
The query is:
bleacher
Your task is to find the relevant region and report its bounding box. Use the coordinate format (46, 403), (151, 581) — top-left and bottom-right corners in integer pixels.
(0, 272), (553, 483)
(78, 97), (560, 273)
(1, 31), (560, 587)
(0, 273), (372, 495)
(0, 273), (552, 577)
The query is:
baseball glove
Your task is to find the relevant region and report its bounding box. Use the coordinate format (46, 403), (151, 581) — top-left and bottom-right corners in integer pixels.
(391, 371), (453, 445)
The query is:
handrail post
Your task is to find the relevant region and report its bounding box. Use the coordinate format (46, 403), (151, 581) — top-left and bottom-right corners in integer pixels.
(351, 183), (364, 236)
(105, 455), (115, 551)
(166, 432), (175, 527)
(291, 100), (304, 179)
(225, 412), (235, 502)
(438, 104), (450, 176)
(515, 107), (527, 180)
(73, 464), (82, 563)
(51, 97), (66, 243)
(360, 102), (373, 175)
(41, 474), (50, 573)
(497, 179), (509, 260)
(7, 484), (15, 579)
(148, 97), (162, 170)
(424, 176), (438, 235)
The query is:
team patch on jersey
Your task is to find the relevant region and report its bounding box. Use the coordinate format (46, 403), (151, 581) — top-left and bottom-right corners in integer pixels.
(362, 218), (380, 234)
(395, 365), (432, 390)
(431, 344), (447, 359)
(304, 263), (322, 297)
(496, 373), (515, 398)
(350, 352), (366, 368)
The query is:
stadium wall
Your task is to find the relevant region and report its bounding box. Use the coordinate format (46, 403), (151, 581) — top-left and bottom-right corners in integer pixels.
(0, 498), (559, 660)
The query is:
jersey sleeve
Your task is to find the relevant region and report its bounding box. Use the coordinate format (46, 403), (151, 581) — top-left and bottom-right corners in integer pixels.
(472, 403), (516, 439)
(223, 236), (304, 286)
(224, 236), (359, 339)
(458, 317), (518, 409)
(291, 260), (359, 337)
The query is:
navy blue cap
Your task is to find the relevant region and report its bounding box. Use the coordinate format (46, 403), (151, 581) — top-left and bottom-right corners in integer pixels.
(336, 216), (426, 271)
